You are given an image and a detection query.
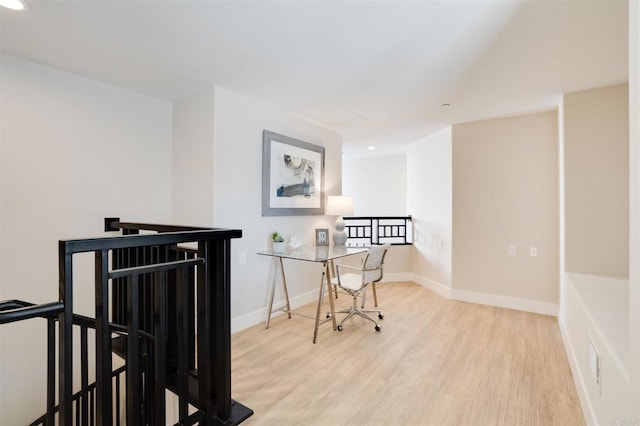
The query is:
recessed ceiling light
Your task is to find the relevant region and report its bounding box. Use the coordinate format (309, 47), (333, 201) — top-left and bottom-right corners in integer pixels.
(367, 146), (376, 150)
(441, 103), (451, 109)
(0, 0), (28, 10)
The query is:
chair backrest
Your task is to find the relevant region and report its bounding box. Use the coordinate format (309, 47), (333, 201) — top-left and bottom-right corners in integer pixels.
(362, 243), (390, 284)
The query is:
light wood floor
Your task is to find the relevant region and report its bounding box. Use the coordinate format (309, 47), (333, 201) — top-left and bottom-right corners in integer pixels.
(231, 281), (584, 426)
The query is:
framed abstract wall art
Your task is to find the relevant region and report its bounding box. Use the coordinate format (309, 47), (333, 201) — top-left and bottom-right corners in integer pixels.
(262, 130), (325, 216)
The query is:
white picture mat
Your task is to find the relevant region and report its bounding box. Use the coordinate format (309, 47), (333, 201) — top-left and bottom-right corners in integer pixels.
(269, 140), (322, 209)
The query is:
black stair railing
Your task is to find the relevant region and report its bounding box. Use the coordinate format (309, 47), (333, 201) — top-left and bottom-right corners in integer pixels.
(343, 215), (413, 246)
(0, 300), (63, 426)
(0, 218), (253, 425)
(27, 311), (128, 426)
(2, 304), (145, 426)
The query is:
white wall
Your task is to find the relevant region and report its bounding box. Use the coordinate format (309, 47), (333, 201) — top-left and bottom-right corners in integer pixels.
(452, 112), (559, 312)
(342, 154), (407, 216)
(0, 55), (173, 425)
(564, 84), (629, 278)
(407, 127), (453, 291)
(172, 88), (216, 226)
(210, 86), (342, 332)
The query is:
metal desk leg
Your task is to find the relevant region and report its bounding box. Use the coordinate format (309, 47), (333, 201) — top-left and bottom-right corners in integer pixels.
(312, 267), (328, 344)
(279, 257), (291, 318)
(265, 257), (291, 329)
(329, 259), (338, 299)
(325, 262), (337, 330)
(265, 258), (278, 329)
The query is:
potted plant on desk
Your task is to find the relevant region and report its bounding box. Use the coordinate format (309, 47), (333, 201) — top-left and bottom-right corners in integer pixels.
(271, 231), (285, 252)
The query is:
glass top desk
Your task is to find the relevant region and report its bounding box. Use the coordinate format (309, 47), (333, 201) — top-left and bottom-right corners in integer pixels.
(257, 245), (368, 343)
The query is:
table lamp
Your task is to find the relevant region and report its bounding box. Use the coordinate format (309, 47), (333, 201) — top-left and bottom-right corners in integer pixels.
(326, 195), (354, 246)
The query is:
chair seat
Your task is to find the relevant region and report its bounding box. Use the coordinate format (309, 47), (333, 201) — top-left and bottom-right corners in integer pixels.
(337, 273), (364, 292)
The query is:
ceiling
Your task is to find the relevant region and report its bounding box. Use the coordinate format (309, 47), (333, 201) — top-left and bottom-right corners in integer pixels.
(0, 0), (628, 157)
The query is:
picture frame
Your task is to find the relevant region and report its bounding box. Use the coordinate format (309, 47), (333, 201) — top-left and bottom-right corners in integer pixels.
(315, 228), (329, 246)
(262, 130), (325, 216)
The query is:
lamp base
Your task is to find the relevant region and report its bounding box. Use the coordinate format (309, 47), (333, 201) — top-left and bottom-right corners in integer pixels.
(333, 216), (347, 246)
(333, 230), (348, 246)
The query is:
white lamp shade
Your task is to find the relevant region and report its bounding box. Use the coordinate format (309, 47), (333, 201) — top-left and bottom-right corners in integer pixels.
(326, 195), (354, 216)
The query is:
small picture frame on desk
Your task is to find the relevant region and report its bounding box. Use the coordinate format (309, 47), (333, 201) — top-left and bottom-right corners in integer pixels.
(315, 228), (329, 246)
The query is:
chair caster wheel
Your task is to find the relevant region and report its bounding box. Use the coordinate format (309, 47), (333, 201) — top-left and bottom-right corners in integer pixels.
(378, 313), (384, 320)
(326, 313), (331, 319)
(337, 325), (343, 331)
(375, 325), (381, 332)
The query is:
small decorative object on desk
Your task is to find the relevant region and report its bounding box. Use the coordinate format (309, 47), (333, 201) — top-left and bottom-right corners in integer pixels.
(315, 228), (329, 246)
(271, 231), (286, 252)
(289, 235), (302, 249)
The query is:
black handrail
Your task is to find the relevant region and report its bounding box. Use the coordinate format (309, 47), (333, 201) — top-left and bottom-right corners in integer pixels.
(105, 217), (218, 233)
(0, 300), (64, 324)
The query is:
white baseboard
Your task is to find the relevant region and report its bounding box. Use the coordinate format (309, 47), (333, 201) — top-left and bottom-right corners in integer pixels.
(231, 288), (319, 334)
(410, 273), (558, 317)
(410, 273), (453, 299)
(558, 312), (599, 426)
(381, 272), (414, 283)
(451, 287), (559, 316)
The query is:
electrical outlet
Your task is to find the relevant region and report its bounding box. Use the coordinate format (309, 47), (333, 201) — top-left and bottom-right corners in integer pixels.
(508, 244), (516, 256)
(529, 246), (538, 257)
(239, 251), (247, 265)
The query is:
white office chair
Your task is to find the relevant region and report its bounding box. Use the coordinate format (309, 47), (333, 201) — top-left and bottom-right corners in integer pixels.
(333, 243), (390, 332)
